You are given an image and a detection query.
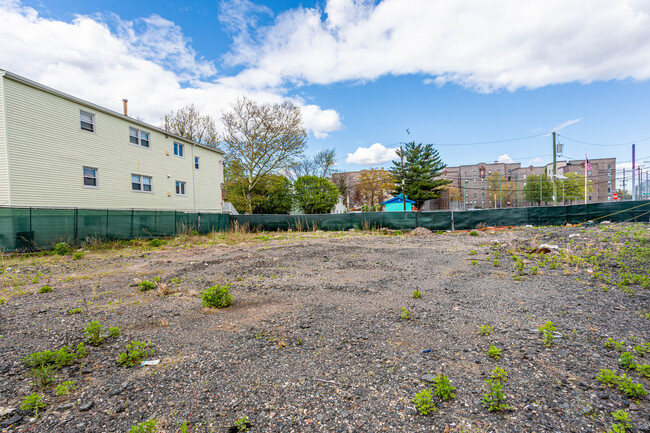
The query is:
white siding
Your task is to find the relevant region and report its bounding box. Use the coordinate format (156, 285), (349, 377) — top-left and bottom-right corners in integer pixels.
(3, 77), (222, 211)
(0, 75), (10, 204)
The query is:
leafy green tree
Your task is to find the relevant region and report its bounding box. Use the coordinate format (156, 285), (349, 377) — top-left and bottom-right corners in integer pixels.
(257, 176), (294, 214)
(390, 142), (451, 210)
(486, 172), (517, 208)
(557, 172), (592, 204)
(224, 164), (293, 214)
(294, 175), (339, 214)
(523, 174), (553, 204)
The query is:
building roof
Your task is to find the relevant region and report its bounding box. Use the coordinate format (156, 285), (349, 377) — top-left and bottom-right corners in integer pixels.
(0, 69), (223, 155)
(381, 195), (415, 205)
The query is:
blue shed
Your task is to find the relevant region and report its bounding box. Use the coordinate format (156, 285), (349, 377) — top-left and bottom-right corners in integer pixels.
(381, 194), (415, 212)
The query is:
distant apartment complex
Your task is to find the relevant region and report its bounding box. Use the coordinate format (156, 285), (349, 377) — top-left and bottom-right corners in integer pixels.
(0, 70), (224, 211)
(424, 158), (616, 210)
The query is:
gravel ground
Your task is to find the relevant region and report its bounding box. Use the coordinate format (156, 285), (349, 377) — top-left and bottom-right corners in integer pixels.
(0, 224), (649, 433)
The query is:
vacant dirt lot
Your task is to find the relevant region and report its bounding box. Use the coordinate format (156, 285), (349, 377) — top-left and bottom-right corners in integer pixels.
(0, 224), (649, 433)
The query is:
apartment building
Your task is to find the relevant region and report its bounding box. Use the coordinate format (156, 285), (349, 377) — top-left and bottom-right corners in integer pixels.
(0, 70), (224, 211)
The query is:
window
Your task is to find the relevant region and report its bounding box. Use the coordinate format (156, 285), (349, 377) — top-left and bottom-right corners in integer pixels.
(132, 174), (152, 192)
(473, 171), (476, 176)
(174, 142), (184, 157)
(175, 181), (186, 195)
(129, 127), (150, 148)
(83, 166), (98, 188)
(80, 111), (94, 132)
(194, 156), (200, 169)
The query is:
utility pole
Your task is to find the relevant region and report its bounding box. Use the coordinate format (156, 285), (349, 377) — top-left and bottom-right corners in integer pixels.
(632, 144), (636, 201)
(400, 145), (406, 212)
(552, 132), (557, 205)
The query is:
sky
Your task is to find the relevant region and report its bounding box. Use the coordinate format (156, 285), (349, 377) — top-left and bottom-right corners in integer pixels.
(2, 0), (650, 190)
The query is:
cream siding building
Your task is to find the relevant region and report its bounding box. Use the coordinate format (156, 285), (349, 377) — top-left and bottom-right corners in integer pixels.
(0, 70), (223, 212)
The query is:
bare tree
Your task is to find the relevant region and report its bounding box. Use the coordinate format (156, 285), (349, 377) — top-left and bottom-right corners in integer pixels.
(161, 104), (219, 148)
(221, 96), (307, 213)
(289, 148), (337, 180)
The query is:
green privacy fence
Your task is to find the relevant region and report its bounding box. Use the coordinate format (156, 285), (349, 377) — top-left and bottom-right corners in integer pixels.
(233, 200), (650, 232)
(0, 201), (648, 251)
(0, 207), (230, 252)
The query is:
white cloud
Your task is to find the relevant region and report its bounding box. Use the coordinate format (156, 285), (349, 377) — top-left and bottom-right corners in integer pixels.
(550, 118), (582, 134)
(528, 157), (545, 165)
(223, 0), (650, 92)
(497, 154), (514, 163)
(0, 1), (342, 139)
(346, 143), (398, 165)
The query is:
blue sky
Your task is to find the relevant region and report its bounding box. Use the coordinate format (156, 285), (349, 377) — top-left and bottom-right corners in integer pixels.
(2, 0), (650, 188)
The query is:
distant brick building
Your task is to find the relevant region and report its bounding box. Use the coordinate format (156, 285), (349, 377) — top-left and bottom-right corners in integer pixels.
(421, 158), (616, 210)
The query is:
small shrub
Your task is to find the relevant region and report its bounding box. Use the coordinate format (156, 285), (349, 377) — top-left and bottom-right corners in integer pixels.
(55, 380), (76, 396)
(604, 337), (626, 351)
(400, 307), (411, 320)
(619, 352), (636, 370)
(413, 388), (436, 415)
(190, 230), (199, 236)
(0, 297), (6, 305)
(148, 238), (162, 247)
(118, 341), (154, 367)
(412, 290), (422, 299)
(530, 266), (539, 275)
(53, 242), (71, 255)
(470, 260), (479, 265)
(482, 379), (510, 412)
(596, 369), (619, 386)
(597, 369), (648, 399)
(39, 285), (53, 293)
(76, 342), (87, 358)
(84, 321), (104, 346)
(605, 410), (631, 433)
(108, 326), (121, 338)
(491, 366), (508, 382)
(432, 374), (456, 400)
(538, 321), (557, 347)
(202, 284), (233, 308)
(488, 345), (502, 360)
(139, 280), (157, 291)
(478, 325), (494, 336)
(637, 364), (650, 379)
(469, 250), (478, 255)
(492, 259), (500, 267)
(20, 393), (46, 417)
(234, 416), (250, 431)
(469, 230), (479, 236)
(68, 307), (83, 314)
(129, 419), (157, 433)
(72, 252), (84, 260)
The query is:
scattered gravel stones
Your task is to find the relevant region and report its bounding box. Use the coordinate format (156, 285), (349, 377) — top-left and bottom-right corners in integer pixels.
(0, 225), (648, 432)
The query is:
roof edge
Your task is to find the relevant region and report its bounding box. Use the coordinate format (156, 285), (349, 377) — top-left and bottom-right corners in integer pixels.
(1, 69), (223, 155)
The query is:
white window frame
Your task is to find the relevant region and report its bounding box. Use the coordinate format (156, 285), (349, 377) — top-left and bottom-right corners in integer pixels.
(83, 166), (98, 189)
(129, 127), (150, 148)
(131, 174), (153, 193)
(173, 142), (185, 158)
(194, 156), (200, 170)
(80, 110), (95, 133)
(175, 180), (187, 196)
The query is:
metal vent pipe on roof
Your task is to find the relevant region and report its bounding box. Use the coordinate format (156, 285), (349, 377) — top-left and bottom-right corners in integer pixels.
(122, 99), (128, 116)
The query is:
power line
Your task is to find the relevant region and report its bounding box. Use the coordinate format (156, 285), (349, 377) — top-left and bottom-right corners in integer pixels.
(558, 134), (650, 147)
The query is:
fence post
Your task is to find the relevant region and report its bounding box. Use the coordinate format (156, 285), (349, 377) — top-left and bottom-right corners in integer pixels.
(130, 209), (134, 239)
(174, 210), (177, 235)
(74, 208), (78, 242)
(29, 206), (32, 232)
(450, 210), (455, 231)
(105, 209), (109, 239)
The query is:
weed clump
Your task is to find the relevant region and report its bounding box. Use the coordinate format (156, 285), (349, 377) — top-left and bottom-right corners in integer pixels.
(23, 346), (78, 387)
(72, 252), (84, 260)
(20, 393), (46, 417)
(469, 230), (479, 236)
(400, 307), (411, 320)
(118, 341), (154, 367)
(84, 321), (104, 346)
(605, 410), (631, 433)
(53, 242), (71, 255)
(129, 419), (157, 433)
(482, 367), (510, 412)
(55, 380), (76, 396)
(139, 280), (157, 291)
(39, 285), (53, 293)
(412, 388), (435, 415)
(201, 284), (233, 308)
(148, 238), (162, 247)
(479, 325), (494, 336)
(488, 345), (502, 360)
(619, 352), (636, 370)
(412, 290), (422, 299)
(432, 374), (456, 400)
(538, 321), (557, 347)
(597, 369), (647, 399)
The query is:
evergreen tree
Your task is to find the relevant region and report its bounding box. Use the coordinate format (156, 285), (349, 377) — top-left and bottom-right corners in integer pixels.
(390, 142), (452, 210)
